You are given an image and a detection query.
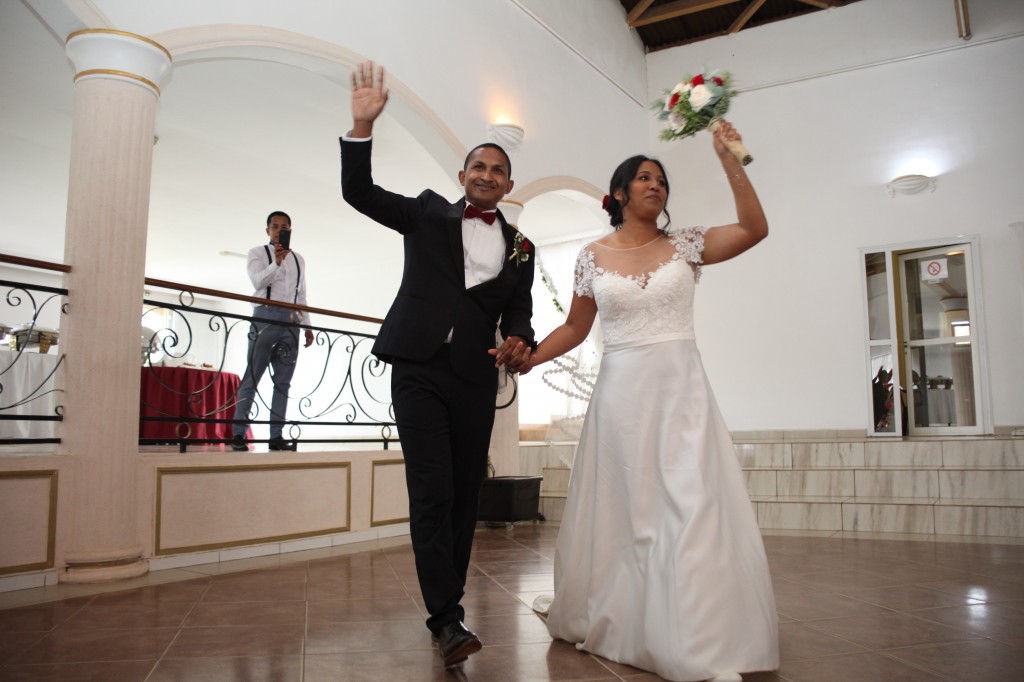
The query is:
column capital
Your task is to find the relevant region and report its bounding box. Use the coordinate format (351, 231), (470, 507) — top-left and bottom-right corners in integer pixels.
(65, 29), (172, 96)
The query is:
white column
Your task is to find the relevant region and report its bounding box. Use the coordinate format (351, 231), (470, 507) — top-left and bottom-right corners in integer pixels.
(488, 199), (526, 476)
(59, 30), (172, 583)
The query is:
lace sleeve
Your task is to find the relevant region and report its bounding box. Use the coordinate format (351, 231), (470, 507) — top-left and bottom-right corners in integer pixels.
(670, 227), (706, 283)
(573, 246), (596, 298)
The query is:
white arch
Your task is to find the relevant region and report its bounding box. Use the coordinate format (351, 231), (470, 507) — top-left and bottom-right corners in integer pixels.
(510, 175), (603, 205)
(153, 24), (465, 173)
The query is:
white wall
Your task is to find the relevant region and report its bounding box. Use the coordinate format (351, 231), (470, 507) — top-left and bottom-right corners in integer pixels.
(9, 0), (1023, 433)
(646, 0), (1024, 430)
(88, 0), (650, 195)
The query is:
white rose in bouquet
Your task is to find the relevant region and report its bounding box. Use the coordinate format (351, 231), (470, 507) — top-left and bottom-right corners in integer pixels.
(688, 84), (713, 111)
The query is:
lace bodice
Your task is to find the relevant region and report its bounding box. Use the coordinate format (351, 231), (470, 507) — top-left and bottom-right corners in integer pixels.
(574, 228), (705, 346)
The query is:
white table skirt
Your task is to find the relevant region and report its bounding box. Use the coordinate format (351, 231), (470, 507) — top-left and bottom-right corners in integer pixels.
(0, 349), (62, 438)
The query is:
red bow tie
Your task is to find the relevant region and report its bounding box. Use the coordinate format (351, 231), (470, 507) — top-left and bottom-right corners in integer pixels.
(464, 204), (497, 225)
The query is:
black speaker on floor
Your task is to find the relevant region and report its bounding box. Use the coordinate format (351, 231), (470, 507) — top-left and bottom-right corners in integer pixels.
(477, 475), (542, 524)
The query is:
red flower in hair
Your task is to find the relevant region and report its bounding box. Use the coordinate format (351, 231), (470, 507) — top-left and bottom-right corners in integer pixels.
(690, 74), (704, 87)
(601, 195), (611, 210)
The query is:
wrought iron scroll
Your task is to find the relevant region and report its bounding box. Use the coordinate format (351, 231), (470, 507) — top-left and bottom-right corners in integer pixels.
(139, 284), (397, 450)
(0, 279), (68, 444)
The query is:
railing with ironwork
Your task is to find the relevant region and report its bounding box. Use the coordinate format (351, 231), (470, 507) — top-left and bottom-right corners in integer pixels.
(140, 277), (397, 451)
(0, 255), (70, 445)
(1, 253), (517, 452)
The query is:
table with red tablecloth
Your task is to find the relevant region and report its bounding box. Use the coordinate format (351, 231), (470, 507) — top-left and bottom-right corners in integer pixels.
(139, 366), (249, 441)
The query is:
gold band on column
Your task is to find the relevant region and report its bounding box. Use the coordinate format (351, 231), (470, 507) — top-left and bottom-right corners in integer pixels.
(66, 28), (173, 62)
(73, 68), (162, 95)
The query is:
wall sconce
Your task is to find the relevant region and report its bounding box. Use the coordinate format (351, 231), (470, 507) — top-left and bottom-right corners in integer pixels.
(887, 174), (937, 197)
(486, 123), (525, 152)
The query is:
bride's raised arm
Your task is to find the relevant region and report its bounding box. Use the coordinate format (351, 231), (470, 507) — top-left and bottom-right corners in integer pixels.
(701, 120), (768, 265)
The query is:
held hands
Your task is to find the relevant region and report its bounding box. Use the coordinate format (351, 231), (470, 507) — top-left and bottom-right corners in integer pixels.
(350, 61), (388, 133)
(490, 336), (533, 375)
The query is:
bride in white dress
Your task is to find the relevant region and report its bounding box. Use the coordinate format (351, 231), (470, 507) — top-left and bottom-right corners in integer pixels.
(522, 122), (779, 682)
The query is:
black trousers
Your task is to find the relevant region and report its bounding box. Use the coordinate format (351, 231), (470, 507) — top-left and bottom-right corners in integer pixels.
(390, 346), (496, 634)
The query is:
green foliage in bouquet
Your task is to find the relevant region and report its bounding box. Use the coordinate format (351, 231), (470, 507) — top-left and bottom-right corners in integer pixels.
(652, 70), (737, 141)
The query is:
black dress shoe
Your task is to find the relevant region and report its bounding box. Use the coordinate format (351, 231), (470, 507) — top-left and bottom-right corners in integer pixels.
(436, 621), (481, 667)
(268, 436), (296, 451)
(230, 435), (248, 451)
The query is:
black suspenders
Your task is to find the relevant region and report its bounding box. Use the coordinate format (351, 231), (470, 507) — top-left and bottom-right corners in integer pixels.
(263, 245), (301, 304)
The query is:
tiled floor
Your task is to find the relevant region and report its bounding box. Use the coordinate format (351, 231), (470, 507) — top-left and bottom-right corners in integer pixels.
(1, 526), (1023, 681)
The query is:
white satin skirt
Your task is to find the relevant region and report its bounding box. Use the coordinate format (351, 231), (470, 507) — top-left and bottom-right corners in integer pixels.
(541, 337), (779, 681)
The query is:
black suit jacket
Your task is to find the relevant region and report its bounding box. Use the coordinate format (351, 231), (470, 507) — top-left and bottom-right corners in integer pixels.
(340, 138), (536, 387)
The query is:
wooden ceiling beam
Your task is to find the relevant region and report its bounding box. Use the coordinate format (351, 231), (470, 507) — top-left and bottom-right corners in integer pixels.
(627, 0), (658, 26)
(729, 0), (768, 33)
(795, 0), (836, 9)
(630, 0), (742, 28)
(955, 0), (972, 40)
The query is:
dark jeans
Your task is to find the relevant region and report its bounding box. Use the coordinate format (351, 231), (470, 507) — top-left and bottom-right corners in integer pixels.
(232, 305), (299, 439)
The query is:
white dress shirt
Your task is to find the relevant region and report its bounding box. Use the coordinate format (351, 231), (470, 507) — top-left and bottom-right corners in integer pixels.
(246, 243), (309, 324)
(461, 205), (505, 288)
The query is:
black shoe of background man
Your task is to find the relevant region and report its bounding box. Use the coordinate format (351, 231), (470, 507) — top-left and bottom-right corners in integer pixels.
(268, 436), (297, 451)
(436, 621), (481, 667)
(230, 435), (248, 451)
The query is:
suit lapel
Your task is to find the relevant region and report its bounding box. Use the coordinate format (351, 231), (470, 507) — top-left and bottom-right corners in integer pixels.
(498, 217), (518, 274)
(448, 201), (466, 287)
(499, 216), (515, 252)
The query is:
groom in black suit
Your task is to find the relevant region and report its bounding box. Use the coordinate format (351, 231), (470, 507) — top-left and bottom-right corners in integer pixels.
(340, 62), (535, 667)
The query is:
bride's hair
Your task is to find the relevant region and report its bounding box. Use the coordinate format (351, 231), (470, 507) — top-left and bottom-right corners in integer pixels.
(603, 155), (672, 232)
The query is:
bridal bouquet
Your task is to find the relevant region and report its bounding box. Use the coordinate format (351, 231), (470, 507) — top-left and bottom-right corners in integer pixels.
(653, 70), (753, 165)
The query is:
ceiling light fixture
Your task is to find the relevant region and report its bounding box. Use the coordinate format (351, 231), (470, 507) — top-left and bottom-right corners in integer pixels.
(486, 123), (525, 152)
(887, 174), (936, 197)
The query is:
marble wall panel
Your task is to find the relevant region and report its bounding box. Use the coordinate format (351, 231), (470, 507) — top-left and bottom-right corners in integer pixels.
(777, 470), (855, 497)
(540, 496), (566, 523)
(734, 443), (791, 469)
(941, 439), (1024, 468)
(865, 441), (943, 468)
(791, 442), (865, 468)
(855, 470), (940, 498)
(744, 470), (778, 497)
(541, 467), (571, 494)
(938, 470), (1024, 501)
(758, 501), (843, 531)
(934, 505), (1024, 537)
(842, 503), (935, 534)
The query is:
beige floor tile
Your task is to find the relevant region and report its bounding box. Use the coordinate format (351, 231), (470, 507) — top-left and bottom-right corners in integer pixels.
(885, 638), (1024, 682)
(803, 611), (980, 650)
(777, 651), (948, 681)
(2, 526), (1023, 680)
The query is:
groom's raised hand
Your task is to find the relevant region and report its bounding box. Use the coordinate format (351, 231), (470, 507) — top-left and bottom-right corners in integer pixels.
(349, 61), (388, 138)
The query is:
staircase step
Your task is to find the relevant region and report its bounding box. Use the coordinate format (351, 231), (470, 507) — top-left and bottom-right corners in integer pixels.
(540, 466), (570, 495)
(518, 437), (1024, 536)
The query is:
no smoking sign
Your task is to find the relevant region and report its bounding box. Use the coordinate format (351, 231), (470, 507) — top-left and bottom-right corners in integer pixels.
(921, 258), (948, 281)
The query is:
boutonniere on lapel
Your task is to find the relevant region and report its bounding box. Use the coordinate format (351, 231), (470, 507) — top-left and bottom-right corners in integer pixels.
(508, 231), (532, 268)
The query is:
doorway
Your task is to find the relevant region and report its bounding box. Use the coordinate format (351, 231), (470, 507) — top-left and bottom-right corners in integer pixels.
(862, 239), (988, 436)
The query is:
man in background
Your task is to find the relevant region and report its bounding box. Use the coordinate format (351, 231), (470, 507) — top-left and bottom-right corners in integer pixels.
(231, 210), (314, 451)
